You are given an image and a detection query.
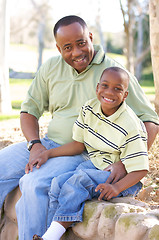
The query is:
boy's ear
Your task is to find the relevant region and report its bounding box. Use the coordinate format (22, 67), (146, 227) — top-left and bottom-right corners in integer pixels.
(123, 90), (129, 101)
(56, 44), (61, 53)
(96, 83), (99, 93)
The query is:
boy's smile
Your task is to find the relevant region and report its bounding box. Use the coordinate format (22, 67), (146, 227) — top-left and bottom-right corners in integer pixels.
(96, 69), (129, 117)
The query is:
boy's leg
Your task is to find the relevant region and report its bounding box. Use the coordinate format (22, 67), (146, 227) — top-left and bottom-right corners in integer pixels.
(51, 163), (111, 223)
(47, 160), (97, 227)
(47, 171), (77, 227)
(0, 141), (29, 208)
(16, 137), (86, 240)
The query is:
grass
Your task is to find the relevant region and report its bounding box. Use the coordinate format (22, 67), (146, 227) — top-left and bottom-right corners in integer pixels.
(0, 53), (155, 121)
(0, 114), (20, 121)
(139, 66), (155, 95)
(10, 78), (32, 85)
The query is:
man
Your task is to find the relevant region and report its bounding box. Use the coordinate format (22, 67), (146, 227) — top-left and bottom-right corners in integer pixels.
(0, 15), (158, 240)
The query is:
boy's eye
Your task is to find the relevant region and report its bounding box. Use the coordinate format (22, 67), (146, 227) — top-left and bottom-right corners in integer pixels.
(101, 84), (108, 88)
(115, 87), (123, 91)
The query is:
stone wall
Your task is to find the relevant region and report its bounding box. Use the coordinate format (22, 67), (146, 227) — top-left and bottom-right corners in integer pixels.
(0, 187), (159, 240)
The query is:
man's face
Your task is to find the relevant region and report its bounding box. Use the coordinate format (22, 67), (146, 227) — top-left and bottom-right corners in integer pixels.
(55, 22), (94, 73)
(96, 70), (128, 116)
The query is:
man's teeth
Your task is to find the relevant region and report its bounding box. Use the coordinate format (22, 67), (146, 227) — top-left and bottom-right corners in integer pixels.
(75, 57), (84, 62)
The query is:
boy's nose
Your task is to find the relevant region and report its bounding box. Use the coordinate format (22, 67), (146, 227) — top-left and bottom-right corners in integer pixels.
(105, 88), (114, 95)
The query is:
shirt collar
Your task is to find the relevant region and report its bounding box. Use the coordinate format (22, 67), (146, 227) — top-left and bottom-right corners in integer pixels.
(90, 45), (105, 65)
(95, 99), (127, 122)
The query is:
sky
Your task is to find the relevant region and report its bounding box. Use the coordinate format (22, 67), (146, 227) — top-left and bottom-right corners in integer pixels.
(10, 0), (124, 33)
(52, 0), (124, 32)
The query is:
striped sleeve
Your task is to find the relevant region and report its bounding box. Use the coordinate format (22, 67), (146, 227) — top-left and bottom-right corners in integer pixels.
(119, 129), (149, 173)
(72, 105), (86, 143)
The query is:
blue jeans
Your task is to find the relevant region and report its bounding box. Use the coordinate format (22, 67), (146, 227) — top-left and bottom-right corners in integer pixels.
(48, 160), (142, 224)
(0, 136), (85, 240)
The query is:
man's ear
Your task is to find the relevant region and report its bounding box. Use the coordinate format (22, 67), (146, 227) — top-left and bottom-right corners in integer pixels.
(123, 91), (129, 101)
(56, 44), (61, 53)
(89, 32), (93, 42)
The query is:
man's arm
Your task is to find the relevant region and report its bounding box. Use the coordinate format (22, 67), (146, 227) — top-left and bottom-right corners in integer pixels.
(144, 122), (159, 150)
(25, 140), (85, 172)
(20, 112), (47, 173)
(20, 112), (40, 141)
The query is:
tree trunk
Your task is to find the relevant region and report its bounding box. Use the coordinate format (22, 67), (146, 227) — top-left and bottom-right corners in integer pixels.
(0, 0), (12, 113)
(149, 0), (159, 114)
(119, 0), (135, 74)
(37, 19), (45, 70)
(127, 0), (134, 74)
(135, 14), (144, 81)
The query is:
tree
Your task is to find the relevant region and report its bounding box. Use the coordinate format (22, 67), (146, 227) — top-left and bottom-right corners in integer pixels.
(119, 0), (150, 78)
(0, 0), (12, 113)
(149, 0), (159, 114)
(120, 0), (135, 74)
(30, 0), (50, 70)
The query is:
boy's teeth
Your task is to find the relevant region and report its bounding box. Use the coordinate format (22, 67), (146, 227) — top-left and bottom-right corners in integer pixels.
(104, 97), (113, 102)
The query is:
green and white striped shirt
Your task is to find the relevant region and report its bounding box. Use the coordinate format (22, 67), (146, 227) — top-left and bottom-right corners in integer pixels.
(73, 98), (149, 173)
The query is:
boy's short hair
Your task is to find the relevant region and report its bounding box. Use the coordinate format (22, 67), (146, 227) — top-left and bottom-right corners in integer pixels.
(53, 15), (87, 38)
(101, 67), (130, 84)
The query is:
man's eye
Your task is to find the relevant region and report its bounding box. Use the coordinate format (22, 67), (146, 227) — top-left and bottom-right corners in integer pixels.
(64, 46), (71, 51)
(79, 42), (86, 46)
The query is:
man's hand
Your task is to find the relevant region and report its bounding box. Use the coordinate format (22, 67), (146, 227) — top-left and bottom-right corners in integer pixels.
(25, 144), (47, 174)
(104, 161), (127, 184)
(95, 182), (120, 201)
(144, 122), (159, 150)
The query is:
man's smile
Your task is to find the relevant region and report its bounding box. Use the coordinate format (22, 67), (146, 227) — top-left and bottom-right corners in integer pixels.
(73, 56), (86, 63)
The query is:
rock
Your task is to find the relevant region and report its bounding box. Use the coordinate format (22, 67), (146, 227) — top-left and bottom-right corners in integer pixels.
(1, 189), (159, 240)
(137, 186), (154, 202)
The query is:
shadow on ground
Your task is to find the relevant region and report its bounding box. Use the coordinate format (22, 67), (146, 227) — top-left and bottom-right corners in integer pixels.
(9, 70), (35, 79)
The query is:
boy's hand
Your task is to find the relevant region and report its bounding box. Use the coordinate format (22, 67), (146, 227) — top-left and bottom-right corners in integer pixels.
(104, 161), (127, 184)
(95, 183), (120, 201)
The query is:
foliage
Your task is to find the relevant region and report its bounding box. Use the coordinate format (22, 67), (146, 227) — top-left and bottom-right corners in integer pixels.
(107, 38), (123, 55)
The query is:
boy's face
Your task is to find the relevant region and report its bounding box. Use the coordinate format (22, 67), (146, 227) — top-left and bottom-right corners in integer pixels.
(96, 70), (128, 116)
(55, 22), (94, 73)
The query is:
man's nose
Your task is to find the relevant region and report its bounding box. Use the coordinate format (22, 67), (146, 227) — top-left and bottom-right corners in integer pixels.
(72, 46), (82, 57)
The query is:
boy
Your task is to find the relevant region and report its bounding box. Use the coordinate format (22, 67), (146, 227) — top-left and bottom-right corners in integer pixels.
(33, 67), (148, 240)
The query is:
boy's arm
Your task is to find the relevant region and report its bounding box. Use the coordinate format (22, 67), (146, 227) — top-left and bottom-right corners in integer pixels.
(25, 141), (85, 173)
(96, 169), (148, 201)
(104, 122), (158, 184)
(47, 141), (85, 158)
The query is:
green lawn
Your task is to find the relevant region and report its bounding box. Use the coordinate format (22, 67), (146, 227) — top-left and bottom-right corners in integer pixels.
(0, 54), (155, 121)
(139, 66), (155, 96)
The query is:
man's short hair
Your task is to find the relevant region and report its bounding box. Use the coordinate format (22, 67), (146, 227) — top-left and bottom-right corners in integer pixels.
(53, 15), (87, 38)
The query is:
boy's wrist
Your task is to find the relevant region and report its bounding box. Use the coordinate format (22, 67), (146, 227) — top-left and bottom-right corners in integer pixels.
(47, 149), (53, 158)
(112, 182), (122, 195)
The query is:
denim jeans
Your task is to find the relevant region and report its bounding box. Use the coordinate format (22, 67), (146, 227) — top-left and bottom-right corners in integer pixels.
(0, 136), (85, 240)
(48, 160), (142, 224)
